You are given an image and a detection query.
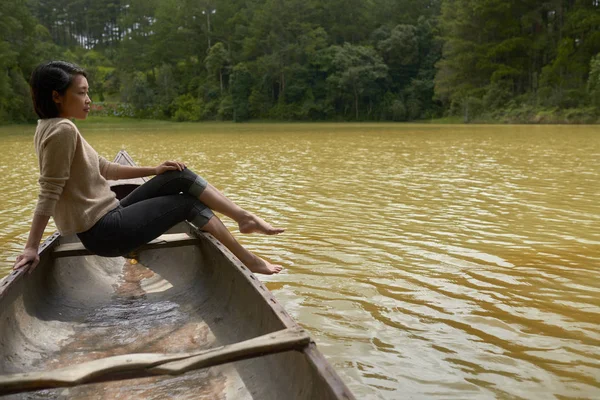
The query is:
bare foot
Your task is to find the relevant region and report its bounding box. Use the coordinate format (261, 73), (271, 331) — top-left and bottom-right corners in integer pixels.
(244, 255), (283, 275)
(238, 213), (285, 235)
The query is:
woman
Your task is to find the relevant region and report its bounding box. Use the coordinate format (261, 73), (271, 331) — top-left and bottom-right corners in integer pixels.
(13, 61), (284, 275)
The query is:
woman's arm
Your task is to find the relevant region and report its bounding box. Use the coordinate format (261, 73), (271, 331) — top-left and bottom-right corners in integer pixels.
(113, 165), (158, 179)
(112, 161), (187, 180)
(13, 214), (50, 272)
(13, 159), (184, 271)
(17, 124), (76, 272)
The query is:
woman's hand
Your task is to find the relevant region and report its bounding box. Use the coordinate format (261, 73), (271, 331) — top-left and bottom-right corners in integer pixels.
(13, 247), (40, 274)
(155, 161), (186, 175)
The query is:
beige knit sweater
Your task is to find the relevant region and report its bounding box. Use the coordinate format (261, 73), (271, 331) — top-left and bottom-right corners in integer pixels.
(34, 118), (121, 235)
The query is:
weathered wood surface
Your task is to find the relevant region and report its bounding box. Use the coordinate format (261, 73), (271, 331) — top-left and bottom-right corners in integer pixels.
(0, 328), (310, 395)
(149, 327), (311, 375)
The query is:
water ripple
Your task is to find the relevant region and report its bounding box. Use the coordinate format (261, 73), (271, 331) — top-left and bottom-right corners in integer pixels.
(1, 123), (599, 399)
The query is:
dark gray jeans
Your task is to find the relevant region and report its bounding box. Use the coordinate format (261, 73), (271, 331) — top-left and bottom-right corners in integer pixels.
(78, 168), (214, 257)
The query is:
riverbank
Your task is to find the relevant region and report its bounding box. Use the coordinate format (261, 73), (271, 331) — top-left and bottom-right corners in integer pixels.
(74, 111), (600, 125)
(480, 106), (599, 124)
(2, 109), (598, 128)
(86, 101), (599, 124)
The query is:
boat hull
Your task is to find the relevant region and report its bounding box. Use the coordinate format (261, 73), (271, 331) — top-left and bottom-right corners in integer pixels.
(0, 151), (354, 399)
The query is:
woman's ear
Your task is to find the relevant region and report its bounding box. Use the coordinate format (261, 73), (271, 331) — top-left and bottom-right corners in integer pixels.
(52, 90), (62, 105)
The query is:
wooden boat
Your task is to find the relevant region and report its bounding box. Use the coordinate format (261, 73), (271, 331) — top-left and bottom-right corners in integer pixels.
(0, 150), (355, 399)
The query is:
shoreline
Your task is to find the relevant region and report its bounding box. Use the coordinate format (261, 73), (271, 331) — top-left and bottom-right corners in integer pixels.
(1, 114), (599, 128)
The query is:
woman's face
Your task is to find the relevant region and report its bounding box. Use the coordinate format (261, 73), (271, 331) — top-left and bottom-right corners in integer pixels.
(54, 74), (91, 120)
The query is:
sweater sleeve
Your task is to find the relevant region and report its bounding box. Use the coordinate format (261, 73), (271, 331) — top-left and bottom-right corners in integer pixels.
(98, 156), (121, 180)
(34, 124), (77, 217)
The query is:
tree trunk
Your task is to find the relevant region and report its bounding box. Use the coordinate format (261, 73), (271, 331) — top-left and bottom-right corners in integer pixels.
(354, 87), (359, 120)
(219, 70), (223, 94)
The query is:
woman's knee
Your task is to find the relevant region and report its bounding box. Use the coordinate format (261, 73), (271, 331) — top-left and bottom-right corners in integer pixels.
(158, 169), (188, 180)
(183, 168), (208, 197)
(152, 168), (208, 196)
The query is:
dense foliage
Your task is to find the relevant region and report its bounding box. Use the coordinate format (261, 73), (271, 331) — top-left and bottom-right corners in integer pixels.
(0, 0), (598, 123)
(437, 0), (600, 122)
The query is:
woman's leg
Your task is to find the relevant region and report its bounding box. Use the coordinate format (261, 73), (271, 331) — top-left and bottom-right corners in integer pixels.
(119, 169), (207, 207)
(79, 194), (213, 257)
(121, 169), (284, 235)
(198, 183), (284, 235)
(118, 198), (282, 274)
(79, 195), (282, 274)
(200, 216), (282, 275)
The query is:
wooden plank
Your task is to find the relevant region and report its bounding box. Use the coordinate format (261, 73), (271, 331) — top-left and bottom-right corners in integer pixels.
(0, 328), (311, 395)
(149, 327), (311, 375)
(53, 233), (201, 258)
(305, 344), (357, 400)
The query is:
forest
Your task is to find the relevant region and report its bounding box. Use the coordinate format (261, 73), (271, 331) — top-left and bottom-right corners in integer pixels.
(1, 0), (599, 124)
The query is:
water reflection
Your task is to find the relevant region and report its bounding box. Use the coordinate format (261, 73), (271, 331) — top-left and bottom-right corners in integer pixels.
(1, 122), (599, 399)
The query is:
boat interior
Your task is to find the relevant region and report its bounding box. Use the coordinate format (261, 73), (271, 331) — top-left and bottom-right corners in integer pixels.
(0, 222), (343, 399)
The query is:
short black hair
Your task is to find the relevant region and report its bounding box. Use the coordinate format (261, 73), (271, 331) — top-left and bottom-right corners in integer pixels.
(29, 61), (87, 119)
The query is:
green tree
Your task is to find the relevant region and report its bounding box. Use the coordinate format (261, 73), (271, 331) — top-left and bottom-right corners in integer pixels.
(436, 0), (600, 118)
(121, 71), (154, 114)
(323, 43), (388, 120)
(435, 0), (530, 110)
(6, 0), (597, 123)
(155, 64), (179, 117)
(319, 0), (375, 44)
(230, 63), (253, 121)
(205, 42), (230, 94)
(0, 0), (50, 122)
(173, 93), (204, 121)
(117, 0), (159, 73)
(588, 53), (600, 106)
(241, 0), (325, 107)
(375, 24), (419, 92)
